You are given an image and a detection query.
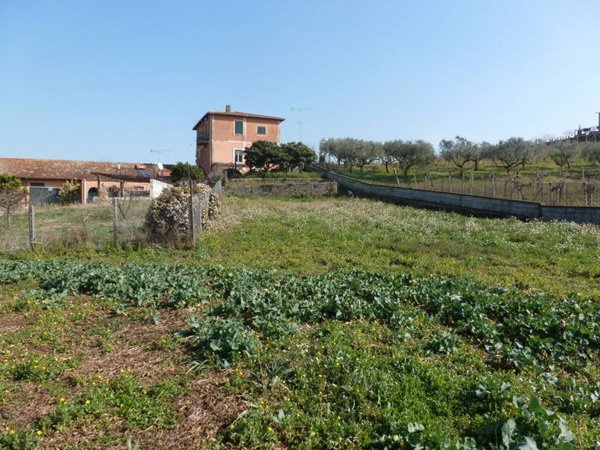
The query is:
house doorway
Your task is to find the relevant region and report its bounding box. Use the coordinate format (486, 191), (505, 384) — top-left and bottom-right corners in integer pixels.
(87, 187), (99, 203)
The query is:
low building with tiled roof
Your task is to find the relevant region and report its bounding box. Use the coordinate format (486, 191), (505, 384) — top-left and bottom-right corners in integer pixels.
(194, 105), (285, 176)
(0, 158), (172, 205)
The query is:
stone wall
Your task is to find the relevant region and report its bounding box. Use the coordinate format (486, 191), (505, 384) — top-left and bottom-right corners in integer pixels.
(224, 178), (338, 197)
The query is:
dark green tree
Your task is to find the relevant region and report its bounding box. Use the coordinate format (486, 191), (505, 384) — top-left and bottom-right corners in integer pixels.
(244, 141), (289, 171)
(170, 162), (203, 184)
(281, 142), (317, 171)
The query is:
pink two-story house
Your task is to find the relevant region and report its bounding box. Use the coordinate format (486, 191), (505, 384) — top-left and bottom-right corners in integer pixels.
(193, 105), (285, 176)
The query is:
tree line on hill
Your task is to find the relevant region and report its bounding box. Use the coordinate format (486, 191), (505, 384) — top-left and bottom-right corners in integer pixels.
(319, 137), (600, 175)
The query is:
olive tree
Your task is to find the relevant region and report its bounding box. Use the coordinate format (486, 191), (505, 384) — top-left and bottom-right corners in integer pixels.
(547, 142), (579, 170)
(0, 174), (26, 229)
(356, 140), (382, 175)
(319, 138), (338, 164)
(488, 137), (531, 173)
(384, 140), (435, 176)
(439, 136), (477, 176)
(319, 138), (361, 171)
(581, 142), (600, 164)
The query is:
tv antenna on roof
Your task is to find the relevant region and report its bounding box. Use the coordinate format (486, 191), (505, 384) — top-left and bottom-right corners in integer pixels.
(290, 107), (311, 142)
(150, 149), (172, 154)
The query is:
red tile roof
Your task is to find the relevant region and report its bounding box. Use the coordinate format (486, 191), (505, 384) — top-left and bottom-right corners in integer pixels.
(192, 110), (285, 130)
(0, 158), (158, 181)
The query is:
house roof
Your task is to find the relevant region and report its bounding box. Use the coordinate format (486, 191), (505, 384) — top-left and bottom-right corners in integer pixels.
(0, 158), (162, 182)
(192, 110), (285, 130)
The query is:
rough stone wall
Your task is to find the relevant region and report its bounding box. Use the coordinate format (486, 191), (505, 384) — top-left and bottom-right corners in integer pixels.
(223, 178), (337, 197)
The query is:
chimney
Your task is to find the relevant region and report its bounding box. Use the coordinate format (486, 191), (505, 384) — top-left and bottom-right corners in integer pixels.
(225, 105), (231, 113)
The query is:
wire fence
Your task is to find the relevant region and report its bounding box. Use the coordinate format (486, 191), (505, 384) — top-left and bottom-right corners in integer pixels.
(334, 167), (600, 207)
(0, 198), (152, 252)
(408, 173), (597, 206)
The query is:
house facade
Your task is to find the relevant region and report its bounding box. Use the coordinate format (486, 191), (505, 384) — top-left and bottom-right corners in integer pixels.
(193, 105), (285, 176)
(0, 158), (171, 205)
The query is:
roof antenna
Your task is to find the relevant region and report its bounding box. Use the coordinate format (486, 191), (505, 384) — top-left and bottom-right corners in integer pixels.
(290, 107), (310, 142)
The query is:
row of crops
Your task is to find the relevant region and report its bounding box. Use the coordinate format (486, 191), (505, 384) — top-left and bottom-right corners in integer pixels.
(1, 259), (598, 448)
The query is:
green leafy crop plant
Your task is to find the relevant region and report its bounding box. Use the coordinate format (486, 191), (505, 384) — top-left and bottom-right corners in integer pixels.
(0, 259), (597, 448)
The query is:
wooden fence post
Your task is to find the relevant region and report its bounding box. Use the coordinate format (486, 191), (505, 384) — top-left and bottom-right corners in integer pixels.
(28, 203), (35, 250)
(112, 197), (118, 244)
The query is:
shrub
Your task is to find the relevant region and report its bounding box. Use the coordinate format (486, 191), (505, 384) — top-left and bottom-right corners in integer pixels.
(107, 185), (121, 198)
(144, 187), (191, 244)
(58, 179), (81, 204)
(170, 162), (203, 184)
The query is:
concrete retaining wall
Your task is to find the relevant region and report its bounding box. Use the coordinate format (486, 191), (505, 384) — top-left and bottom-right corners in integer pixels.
(224, 178), (338, 197)
(318, 169), (600, 225)
(540, 206), (600, 224)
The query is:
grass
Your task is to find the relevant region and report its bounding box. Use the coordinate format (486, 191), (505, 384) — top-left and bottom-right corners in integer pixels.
(15, 196), (596, 298)
(0, 195), (598, 449)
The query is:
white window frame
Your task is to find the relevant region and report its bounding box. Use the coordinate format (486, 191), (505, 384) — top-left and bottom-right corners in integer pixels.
(233, 119), (244, 136)
(234, 148), (244, 164)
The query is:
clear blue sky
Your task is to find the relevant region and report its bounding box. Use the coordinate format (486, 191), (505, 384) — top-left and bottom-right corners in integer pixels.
(1, 0), (599, 164)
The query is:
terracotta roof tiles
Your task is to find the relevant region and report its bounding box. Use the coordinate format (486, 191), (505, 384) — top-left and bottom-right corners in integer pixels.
(0, 158), (156, 181)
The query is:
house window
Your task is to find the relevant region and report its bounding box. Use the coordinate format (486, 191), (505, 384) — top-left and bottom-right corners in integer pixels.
(234, 149), (244, 164)
(234, 120), (244, 135)
(257, 126), (267, 135)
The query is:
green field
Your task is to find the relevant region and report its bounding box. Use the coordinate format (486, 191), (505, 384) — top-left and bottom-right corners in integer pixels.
(0, 196), (598, 449)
